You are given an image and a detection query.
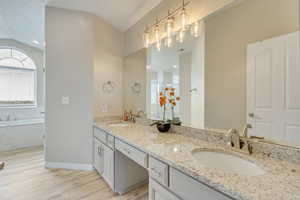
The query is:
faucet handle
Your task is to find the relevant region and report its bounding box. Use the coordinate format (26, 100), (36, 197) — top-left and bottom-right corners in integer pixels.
(226, 128), (239, 136)
(242, 124), (252, 138)
(226, 129), (241, 149)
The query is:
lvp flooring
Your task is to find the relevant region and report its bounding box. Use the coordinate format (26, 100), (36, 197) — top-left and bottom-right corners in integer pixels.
(0, 146), (148, 200)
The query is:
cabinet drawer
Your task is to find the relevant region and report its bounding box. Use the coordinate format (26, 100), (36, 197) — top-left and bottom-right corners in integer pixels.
(94, 127), (107, 144)
(149, 156), (169, 186)
(115, 139), (148, 168)
(107, 134), (115, 149)
(169, 167), (233, 200)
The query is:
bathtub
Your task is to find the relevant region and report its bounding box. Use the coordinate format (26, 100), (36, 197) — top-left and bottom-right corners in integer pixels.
(0, 118), (45, 152)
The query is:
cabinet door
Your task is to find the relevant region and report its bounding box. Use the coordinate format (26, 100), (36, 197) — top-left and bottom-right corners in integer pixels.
(149, 179), (180, 200)
(102, 144), (114, 190)
(93, 139), (104, 174)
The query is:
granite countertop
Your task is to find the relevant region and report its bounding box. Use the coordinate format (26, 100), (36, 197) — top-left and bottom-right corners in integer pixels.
(94, 120), (300, 200)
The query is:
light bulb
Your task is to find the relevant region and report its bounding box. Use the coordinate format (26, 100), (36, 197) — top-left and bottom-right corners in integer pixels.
(154, 24), (161, 51)
(164, 14), (174, 48)
(154, 24), (160, 43)
(180, 8), (189, 30)
(143, 30), (150, 48)
(165, 17), (174, 38)
(165, 37), (173, 48)
(191, 20), (204, 37)
(156, 41), (161, 51)
(177, 30), (185, 43)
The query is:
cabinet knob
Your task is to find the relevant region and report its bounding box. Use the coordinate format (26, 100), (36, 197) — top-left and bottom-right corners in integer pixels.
(151, 168), (161, 177)
(125, 148), (131, 154)
(248, 113), (255, 118)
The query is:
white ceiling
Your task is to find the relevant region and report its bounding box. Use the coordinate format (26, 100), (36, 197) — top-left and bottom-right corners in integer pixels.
(0, 0), (45, 49)
(0, 0), (161, 50)
(46, 0), (163, 31)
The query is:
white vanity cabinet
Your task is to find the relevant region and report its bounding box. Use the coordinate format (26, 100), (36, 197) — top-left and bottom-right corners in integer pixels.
(93, 125), (235, 200)
(149, 179), (180, 200)
(148, 157), (234, 200)
(169, 167), (233, 200)
(102, 142), (114, 189)
(93, 127), (115, 191)
(93, 138), (104, 174)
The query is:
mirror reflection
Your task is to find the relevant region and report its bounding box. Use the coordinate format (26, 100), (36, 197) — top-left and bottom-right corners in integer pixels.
(147, 33), (205, 129)
(144, 0), (300, 147)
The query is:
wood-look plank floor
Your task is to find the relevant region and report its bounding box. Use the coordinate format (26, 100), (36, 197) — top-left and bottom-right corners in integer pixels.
(0, 146), (148, 200)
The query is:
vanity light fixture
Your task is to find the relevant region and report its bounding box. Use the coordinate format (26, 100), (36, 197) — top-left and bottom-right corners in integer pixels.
(180, 0), (189, 30)
(177, 29), (185, 43)
(143, 28), (150, 48)
(154, 21), (161, 51)
(143, 0), (204, 50)
(165, 10), (174, 48)
(191, 20), (202, 37)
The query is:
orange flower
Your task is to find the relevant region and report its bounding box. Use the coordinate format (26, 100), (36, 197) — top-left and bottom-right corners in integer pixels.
(170, 92), (175, 96)
(176, 97), (180, 101)
(160, 96), (166, 107)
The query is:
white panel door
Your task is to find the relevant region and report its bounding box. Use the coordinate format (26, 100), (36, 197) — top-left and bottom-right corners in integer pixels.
(247, 32), (300, 146)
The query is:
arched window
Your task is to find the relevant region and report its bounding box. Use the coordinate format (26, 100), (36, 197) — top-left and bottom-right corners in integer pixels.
(0, 48), (36, 105)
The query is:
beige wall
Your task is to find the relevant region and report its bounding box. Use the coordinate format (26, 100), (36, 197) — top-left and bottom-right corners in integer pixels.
(45, 7), (124, 166)
(93, 13), (124, 118)
(45, 7), (94, 165)
(179, 52), (192, 125)
(123, 49), (147, 113)
(125, 0), (238, 55)
(205, 0), (299, 130)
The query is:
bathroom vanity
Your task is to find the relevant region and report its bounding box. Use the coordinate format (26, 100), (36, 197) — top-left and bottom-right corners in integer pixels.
(93, 124), (232, 200)
(92, 121), (300, 200)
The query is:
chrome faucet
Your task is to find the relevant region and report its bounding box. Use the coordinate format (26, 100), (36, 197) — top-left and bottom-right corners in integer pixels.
(227, 129), (240, 149)
(136, 110), (145, 118)
(128, 110), (145, 123)
(128, 111), (136, 123)
(227, 126), (253, 154)
(242, 124), (252, 138)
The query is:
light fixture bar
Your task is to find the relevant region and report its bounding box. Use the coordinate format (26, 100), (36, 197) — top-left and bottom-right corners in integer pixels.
(147, 0), (191, 30)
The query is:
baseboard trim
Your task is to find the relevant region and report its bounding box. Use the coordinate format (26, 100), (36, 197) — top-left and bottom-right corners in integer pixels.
(116, 179), (148, 195)
(45, 162), (94, 171)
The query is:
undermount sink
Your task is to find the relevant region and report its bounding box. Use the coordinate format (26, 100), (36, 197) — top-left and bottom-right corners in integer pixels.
(108, 122), (129, 127)
(191, 149), (265, 176)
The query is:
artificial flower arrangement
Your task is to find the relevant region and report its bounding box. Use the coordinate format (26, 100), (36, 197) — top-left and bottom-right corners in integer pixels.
(151, 87), (181, 132)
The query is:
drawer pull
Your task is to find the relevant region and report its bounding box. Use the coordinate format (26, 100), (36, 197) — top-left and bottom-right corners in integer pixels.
(98, 146), (103, 156)
(124, 148), (131, 154)
(151, 168), (162, 177)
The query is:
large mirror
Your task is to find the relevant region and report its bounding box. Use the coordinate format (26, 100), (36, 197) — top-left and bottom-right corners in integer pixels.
(142, 0), (299, 148)
(146, 33), (205, 129)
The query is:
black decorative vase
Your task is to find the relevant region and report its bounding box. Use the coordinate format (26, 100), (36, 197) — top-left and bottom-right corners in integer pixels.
(156, 122), (171, 133)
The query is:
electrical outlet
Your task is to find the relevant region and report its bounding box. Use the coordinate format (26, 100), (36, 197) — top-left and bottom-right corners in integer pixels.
(62, 96), (70, 105)
(101, 104), (108, 113)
